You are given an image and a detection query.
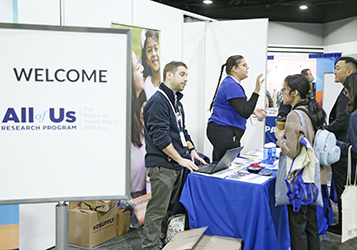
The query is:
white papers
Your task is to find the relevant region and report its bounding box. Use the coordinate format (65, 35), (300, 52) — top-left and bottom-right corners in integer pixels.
(225, 171), (273, 184)
(192, 168), (237, 179)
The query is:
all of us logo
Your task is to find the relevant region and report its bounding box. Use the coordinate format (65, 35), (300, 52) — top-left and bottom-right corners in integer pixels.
(1, 107), (77, 131)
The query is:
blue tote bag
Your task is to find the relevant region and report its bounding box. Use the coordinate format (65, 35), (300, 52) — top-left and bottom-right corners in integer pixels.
(275, 110), (323, 211)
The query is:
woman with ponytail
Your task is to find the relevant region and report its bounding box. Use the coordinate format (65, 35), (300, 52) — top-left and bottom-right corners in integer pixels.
(275, 74), (327, 250)
(207, 55), (266, 161)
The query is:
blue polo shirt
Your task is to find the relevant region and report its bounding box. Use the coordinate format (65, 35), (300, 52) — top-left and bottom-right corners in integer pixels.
(208, 76), (247, 130)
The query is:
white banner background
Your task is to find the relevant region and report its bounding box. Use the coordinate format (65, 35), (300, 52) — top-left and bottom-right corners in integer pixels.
(0, 25), (130, 203)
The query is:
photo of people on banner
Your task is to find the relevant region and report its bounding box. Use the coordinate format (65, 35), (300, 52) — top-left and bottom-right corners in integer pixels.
(112, 23), (161, 199)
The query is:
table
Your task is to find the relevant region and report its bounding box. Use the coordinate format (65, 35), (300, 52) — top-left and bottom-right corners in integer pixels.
(180, 173), (290, 250)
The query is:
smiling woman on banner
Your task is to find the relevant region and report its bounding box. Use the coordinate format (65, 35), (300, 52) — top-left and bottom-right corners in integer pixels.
(141, 29), (160, 100)
(206, 55), (266, 161)
(275, 74), (327, 250)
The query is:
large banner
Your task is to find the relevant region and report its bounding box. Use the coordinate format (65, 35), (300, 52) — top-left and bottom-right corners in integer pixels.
(267, 54), (317, 108)
(0, 23), (131, 204)
(112, 23), (161, 198)
(266, 53), (340, 108)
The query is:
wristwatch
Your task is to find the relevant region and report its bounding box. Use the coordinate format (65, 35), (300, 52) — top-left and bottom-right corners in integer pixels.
(188, 147), (196, 153)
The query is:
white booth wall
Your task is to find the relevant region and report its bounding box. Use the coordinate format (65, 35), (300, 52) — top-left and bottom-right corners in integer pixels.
(268, 21), (324, 47)
(183, 19), (268, 157)
(268, 17), (357, 56)
(182, 22), (207, 155)
(324, 16), (357, 57)
(2, 1), (268, 247)
(1, 0), (357, 249)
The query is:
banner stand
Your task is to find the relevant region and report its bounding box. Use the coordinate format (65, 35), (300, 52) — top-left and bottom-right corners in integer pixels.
(0, 23), (131, 249)
(56, 201), (68, 250)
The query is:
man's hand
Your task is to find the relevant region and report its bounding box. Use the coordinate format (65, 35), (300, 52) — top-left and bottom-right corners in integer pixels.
(190, 150), (207, 165)
(162, 143), (200, 172)
(177, 158), (199, 172)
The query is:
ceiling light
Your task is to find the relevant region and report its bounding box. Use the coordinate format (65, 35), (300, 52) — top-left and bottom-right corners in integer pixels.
(299, 5), (308, 10)
(203, 0), (213, 4)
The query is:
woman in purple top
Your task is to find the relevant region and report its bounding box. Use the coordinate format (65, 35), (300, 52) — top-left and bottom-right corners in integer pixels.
(207, 55), (266, 161)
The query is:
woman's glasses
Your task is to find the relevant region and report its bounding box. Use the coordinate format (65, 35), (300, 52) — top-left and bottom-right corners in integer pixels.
(238, 63), (248, 68)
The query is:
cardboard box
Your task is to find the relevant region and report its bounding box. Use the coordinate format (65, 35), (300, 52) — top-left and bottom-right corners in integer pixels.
(117, 209), (130, 235)
(68, 206), (118, 248)
(80, 200), (118, 212)
(69, 201), (81, 209)
(163, 227), (242, 250)
(0, 224), (19, 250)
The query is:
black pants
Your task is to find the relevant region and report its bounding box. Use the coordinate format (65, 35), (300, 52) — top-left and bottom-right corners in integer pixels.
(331, 156), (347, 228)
(288, 205), (320, 250)
(206, 121), (244, 162)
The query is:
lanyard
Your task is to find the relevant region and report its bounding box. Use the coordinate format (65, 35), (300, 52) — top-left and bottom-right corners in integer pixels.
(158, 89), (187, 148)
(158, 89), (183, 131)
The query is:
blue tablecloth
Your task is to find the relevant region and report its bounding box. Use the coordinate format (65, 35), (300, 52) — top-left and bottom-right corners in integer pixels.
(180, 173), (290, 250)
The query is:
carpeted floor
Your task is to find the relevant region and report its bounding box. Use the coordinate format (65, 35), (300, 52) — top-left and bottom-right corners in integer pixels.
(52, 166), (357, 250)
(60, 211), (357, 250)
(49, 227), (143, 250)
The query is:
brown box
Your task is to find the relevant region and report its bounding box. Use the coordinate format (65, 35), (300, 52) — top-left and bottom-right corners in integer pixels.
(69, 201), (81, 209)
(68, 206), (118, 248)
(163, 227), (242, 250)
(80, 200), (118, 212)
(117, 209), (130, 236)
(0, 224), (19, 250)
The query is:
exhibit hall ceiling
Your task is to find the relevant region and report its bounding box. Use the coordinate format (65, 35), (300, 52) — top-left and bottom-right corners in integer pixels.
(151, 0), (357, 23)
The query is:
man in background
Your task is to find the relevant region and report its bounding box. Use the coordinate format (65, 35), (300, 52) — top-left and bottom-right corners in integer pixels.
(301, 68), (314, 83)
(325, 56), (357, 235)
(301, 68), (316, 97)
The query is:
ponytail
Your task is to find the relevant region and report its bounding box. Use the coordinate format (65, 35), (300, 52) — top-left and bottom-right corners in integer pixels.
(307, 98), (326, 129)
(305, 86), (326, 129)
(209, 55), (244, 112)
(209, 64), (226, 111)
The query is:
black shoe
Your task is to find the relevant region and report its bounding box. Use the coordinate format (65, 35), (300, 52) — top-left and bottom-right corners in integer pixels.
(327, 224), (342, 236)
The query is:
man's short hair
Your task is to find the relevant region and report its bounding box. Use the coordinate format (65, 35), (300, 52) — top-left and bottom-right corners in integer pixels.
(339, 56), (357, 72)
(163, 61), (188, 81)
(301, 68), (310, 77)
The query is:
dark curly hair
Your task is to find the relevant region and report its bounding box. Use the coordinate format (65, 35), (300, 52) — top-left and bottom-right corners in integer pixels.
(141, 30), (159, 78)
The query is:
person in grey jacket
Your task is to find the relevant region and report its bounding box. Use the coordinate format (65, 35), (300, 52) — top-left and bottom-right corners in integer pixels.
(275, 74), (326, 250)
(142, 61), (206, 250)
